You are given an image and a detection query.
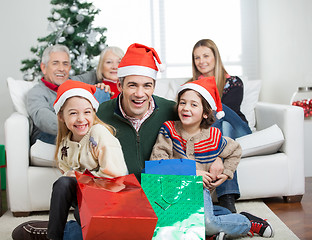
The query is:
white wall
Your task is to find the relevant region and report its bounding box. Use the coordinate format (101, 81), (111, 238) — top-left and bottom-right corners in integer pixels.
(0, 0), (50, 145)
(258, 0), (312, 104)
(0, 0), (311, 145)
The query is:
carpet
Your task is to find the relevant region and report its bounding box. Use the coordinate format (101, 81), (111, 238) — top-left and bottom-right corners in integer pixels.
(0, 200), (299, 240)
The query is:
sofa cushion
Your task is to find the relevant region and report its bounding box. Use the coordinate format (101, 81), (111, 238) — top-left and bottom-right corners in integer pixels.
(236, 124), (285, 158)
(30, 140), (56, 167)
(240, 80), (261, 131)
(7, 77), (38, 116)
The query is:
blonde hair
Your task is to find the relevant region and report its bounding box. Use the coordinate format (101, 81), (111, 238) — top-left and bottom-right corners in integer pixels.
(191, 39), (228, 97)
(54, 97), (116, 162)
(96, 46), (125, 82)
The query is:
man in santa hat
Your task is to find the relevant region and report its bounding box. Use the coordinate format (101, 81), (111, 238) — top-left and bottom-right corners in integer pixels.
(97, 43), (177, 181)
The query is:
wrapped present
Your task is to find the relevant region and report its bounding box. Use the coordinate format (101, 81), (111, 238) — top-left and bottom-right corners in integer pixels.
(141, 173), (205, 239)
(0, 145), (6, 190)
(76, 170), (157, 240)
(145, 158), (196, 175)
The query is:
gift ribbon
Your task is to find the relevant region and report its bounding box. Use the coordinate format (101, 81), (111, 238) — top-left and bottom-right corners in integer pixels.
(155, 177), (186, 211)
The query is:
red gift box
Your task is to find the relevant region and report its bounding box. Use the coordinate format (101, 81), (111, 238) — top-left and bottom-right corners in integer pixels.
(75, 170), (157, 240)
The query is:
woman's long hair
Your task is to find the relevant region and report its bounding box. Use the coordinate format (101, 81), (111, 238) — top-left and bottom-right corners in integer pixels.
(191, 39), (228, 97)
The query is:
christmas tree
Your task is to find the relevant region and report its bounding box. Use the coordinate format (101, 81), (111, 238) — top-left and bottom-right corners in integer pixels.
(21, 0), (107, 81)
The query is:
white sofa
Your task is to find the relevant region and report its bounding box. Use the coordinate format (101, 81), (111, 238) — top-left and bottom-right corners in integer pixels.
(4, 77), (305, 216)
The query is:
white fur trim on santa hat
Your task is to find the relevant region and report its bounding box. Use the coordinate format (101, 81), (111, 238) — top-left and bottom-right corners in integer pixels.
(216, 111), (225, 119)
(118, 65), (158, 79)
(158, 63), (166, 72)
(178, 83), (217, 110)
(54, 88), (99, 114)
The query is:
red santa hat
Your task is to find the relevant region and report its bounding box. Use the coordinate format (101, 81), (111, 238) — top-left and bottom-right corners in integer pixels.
(53, 80), (99, 114)
(178, 76), (225, 119)
(117, 43), (164, 79)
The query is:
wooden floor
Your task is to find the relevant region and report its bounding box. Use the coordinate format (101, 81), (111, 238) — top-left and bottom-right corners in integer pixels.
(264, 177), (312, 240)
(1, 178), (311, 239)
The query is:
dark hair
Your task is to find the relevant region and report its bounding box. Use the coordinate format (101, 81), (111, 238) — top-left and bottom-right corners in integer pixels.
(176, 89), (215, 129)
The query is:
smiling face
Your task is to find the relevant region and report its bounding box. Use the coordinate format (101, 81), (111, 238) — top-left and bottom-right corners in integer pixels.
(59, 96), (95, 142)
(40, 51), (71, 86)
(193, 46), (215, 77)
(101, 50), (121, 81)
(178, 90), (207, 134)
(117, 75), (155, 119)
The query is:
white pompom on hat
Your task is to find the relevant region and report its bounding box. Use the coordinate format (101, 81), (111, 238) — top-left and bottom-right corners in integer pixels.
(53, 80), (99, 114)
(117, 43), (164, 80)
(178, 76), (225, 119)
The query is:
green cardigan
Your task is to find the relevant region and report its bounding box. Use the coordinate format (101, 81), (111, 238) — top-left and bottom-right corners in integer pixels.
(97, 95), (177, 180)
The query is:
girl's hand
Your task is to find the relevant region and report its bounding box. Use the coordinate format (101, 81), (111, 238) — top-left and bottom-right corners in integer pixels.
(196, 170), (215, 190)
(210, 174), (228, 188)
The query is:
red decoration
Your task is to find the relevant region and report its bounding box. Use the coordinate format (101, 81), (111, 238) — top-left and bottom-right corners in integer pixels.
(75, 170), (158, 240)
(292, 99), (312, 118)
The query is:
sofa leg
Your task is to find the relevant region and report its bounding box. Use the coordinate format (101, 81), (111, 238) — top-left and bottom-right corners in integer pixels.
(283, 195), (303, 203)
(12, 211), (31, 217)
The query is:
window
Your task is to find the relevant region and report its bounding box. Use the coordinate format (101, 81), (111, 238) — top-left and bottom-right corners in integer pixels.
(94, 0), (259, 80)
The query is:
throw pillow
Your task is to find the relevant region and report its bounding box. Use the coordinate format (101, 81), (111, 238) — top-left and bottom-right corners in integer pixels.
(240, 80), (262, 131)
(30, 140), (56, 167)
(236, 124), (285, 158)
(7, 77), (38, 116)
(154, 78), (188, 101)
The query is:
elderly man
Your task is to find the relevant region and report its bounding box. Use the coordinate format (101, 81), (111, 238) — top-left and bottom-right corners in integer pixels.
(26, 44), (110, 146)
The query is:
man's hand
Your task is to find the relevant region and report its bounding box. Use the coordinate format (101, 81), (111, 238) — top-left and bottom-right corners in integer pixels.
(196, 170), (217, 190)
(95, 83), (114, 96)
(209, 173), (228, 188)
(209, 157), (224, 181)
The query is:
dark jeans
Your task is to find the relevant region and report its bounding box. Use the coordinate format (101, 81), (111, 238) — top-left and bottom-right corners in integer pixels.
(213, 104), (251, 199)
(47, 177), (80, 240)
(215, 171), (240, 199)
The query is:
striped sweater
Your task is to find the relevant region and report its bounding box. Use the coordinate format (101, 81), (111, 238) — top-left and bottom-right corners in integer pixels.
(150, 121), (242, 179)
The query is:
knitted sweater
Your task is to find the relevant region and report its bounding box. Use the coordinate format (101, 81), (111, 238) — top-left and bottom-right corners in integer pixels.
(96, 95), (177, 180)
(150, 121), (242, 179)
(57, 124), (128, 178)
(222, 76), (247, 123)
(26, 80), (58, 144)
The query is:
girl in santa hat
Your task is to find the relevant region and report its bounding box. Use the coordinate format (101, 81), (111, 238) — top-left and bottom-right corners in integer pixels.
(150, 78), (274, 239)
(48, 80), (128, 240)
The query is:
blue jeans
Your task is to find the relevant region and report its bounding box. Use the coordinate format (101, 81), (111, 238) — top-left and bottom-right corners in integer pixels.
(94, 88), (111, 104)
(204, 189), (250, 237)
(213, 104), (252, 140)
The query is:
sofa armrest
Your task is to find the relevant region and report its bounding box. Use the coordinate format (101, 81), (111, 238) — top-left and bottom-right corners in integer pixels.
(255, 101), (305, 195)
(4, 112), (32, 212)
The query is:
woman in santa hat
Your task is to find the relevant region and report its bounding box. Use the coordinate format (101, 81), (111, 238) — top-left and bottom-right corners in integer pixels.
(189, 39), (252, 213)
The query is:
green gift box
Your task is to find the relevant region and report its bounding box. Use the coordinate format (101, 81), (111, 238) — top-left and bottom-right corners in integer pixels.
(141, 173), (205, 239)
(0, 145), (6, 190)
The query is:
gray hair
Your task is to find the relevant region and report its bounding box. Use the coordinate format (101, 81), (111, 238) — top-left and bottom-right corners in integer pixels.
(96, 46), (125, 81)
(41, 44), (71, 66)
